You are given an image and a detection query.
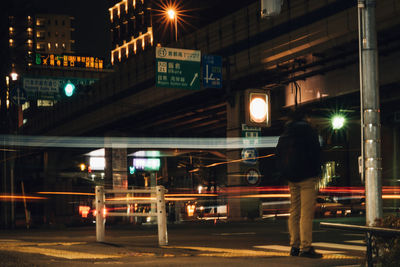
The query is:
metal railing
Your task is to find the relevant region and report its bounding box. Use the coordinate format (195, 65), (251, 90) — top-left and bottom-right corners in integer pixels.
(320, 222), (400, 267)
(95, 185), (168, 246)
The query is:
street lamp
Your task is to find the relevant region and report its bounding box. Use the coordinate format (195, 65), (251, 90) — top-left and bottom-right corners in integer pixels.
(166, 8), (177, 42)
(10, 71), (18, 81)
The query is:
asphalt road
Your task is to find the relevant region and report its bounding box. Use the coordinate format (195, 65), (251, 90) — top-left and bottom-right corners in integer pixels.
(0, 217), (366, 267)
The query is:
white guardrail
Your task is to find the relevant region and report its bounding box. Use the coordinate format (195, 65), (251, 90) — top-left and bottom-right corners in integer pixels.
(95, 185), (168, 246)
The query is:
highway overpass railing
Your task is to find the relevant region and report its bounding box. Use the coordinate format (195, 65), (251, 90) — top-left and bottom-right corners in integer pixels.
(95, 185), (168, 246)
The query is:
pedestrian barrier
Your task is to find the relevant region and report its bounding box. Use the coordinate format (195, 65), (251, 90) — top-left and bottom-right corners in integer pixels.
(95, 185), (168, 246)
(320, 222), (400, 267)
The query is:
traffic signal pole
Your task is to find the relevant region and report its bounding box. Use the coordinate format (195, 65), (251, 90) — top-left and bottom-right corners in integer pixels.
(358, 0), (382, 226)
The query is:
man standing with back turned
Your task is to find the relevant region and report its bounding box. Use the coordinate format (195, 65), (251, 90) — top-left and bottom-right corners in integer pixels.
(276, 109), (322, 258)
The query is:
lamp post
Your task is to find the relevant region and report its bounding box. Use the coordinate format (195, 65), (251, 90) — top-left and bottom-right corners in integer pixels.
(167, 8), (177, 42)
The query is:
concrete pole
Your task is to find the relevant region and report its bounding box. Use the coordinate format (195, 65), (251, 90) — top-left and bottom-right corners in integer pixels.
(96, 186), (105, 242)
(156, 186), (168, 246)
(358, 0), (383, 226)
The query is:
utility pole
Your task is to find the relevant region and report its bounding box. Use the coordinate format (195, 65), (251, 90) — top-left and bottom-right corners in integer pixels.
(358, 0), (382, 226)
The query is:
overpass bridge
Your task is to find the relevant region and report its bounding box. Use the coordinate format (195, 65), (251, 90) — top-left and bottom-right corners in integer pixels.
(23, 0), (400, 138)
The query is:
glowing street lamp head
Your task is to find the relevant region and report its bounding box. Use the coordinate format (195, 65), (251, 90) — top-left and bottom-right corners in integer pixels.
(167, 9), (176, 19)
(10, 71), (18, 81)
(331, 114), (346, 130)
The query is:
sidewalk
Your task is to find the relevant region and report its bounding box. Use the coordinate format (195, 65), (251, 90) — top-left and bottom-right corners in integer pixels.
(0, 220), (365, 266)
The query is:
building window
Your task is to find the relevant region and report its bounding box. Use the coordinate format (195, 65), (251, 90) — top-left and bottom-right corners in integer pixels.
(48, 43), (51, 49)
(48, 19), (51, 25)
(55, 43), (58, 48)
(36, 18), (45, 26)
(36, 31), (45, 39)
(36, 43), (45, 51)
(55, 19), (58, 25)
(48, 32), (51, 37)
(55, 31), (58, 37)
(62, 20), (65, 26)
(62, 43), (66, 48)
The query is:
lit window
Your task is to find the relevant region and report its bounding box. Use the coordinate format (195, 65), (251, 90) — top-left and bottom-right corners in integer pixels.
(55, 43), (58, 48)
(48, 43), (51, 49)
(62, 43), (65, 48)
(9, 27), (14, 33)
(9, 39), (13, 46)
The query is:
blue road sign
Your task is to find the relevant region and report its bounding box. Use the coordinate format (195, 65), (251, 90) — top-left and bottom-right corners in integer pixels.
(241, 148), (258, 165)
(10, 87), (27, 105)
(246, 168), (261, 185)
(202, 55), (222, 88)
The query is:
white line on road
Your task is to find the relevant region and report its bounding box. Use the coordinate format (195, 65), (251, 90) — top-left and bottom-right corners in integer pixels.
(313, 242), (366, 251)
(254, 245), (340, 254)
(213, 232), (256, 236)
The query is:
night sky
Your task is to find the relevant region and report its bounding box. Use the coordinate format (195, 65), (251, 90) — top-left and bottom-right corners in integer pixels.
(7, 0), (258, 62)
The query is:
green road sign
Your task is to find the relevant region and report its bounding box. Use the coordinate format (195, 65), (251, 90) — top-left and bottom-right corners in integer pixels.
(156, 47), (201, 90)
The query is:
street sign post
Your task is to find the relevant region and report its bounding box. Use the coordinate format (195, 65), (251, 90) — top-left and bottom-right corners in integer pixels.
(202, 55), (222, 88)
(155, 47), (201, 90)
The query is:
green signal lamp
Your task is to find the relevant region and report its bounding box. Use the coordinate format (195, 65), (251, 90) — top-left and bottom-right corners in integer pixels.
(64, 82), (75, 97)
(331, 114), (346, 130)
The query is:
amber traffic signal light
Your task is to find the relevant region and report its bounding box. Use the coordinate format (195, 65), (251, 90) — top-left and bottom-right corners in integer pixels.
(245, 89), (271, 127)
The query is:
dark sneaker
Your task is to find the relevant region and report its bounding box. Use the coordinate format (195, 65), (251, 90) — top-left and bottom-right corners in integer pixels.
(290, 247), (300, 256)
(299, 247), (323, 258)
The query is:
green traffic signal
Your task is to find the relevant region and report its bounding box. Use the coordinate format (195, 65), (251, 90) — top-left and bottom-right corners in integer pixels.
(64, 82), (75, 97)
(331, 114), (346, 130)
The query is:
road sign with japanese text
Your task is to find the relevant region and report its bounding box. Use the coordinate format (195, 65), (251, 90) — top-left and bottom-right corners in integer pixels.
(202, 55), (222, 88)
(156, 47), (201, 90)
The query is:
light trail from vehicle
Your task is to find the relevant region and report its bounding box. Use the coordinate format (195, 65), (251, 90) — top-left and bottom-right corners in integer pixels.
(37, 192), (95, 196)
(0, 135), (279, 149)
(0, 195), (47, 201)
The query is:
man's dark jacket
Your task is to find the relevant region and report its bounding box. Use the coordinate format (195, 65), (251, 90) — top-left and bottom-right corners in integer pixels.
(276, 119), (321, 182)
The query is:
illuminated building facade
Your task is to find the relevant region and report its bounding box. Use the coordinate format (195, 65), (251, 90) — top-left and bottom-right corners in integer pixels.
(109, 0), (153, 65)
(34, 14), (75, 54)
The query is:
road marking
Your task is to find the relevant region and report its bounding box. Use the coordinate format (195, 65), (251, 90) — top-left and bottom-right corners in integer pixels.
(344, 240), (365, 245)
(213, 232), (256, 236)
(167, 246), (288, 257)
(166, 246), (360, 259)
(0, 245), (122, 259)
(313, 242), (366, 251)
(0, 240), (121, 260)
(254, 245), (340, 254)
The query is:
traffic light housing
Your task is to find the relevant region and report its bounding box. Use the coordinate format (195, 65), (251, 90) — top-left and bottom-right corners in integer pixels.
(245, 89), (271, 127)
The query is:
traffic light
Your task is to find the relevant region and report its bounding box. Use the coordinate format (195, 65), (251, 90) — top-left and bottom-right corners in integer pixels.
(63, 81), (75, 97)
(331, 114), (346, 130)
(245, 89), (271, 127)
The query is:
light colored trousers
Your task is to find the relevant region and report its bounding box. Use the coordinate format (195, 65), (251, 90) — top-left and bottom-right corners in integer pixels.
(288, 177), (318, 250)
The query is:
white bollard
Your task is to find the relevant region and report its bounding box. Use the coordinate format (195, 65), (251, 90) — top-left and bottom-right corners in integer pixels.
(96, 186), (105, 242)
(156, 186), (168, 246)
